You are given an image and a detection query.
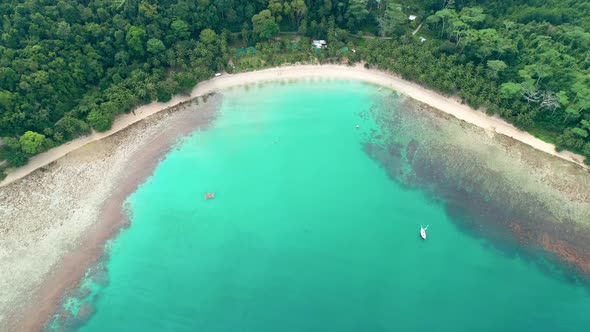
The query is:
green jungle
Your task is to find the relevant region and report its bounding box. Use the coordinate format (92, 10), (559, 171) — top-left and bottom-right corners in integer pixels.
(1, 0), (590, 179)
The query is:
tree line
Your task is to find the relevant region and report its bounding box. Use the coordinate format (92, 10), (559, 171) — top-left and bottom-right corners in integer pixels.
(1, 0), (590, 179)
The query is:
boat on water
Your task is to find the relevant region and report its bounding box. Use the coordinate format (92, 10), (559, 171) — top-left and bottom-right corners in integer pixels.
(420, 225), (428, 240)
(204, 192), (215, 200)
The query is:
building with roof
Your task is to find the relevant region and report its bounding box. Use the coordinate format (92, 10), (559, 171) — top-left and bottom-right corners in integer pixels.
(312, 40), (327, 49)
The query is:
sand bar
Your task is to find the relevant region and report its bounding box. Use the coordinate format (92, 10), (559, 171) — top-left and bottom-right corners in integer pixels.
(1, 63), (586, 188)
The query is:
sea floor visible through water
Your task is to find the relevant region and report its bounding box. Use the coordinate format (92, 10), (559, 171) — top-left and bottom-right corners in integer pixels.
(48, 80), (590, 331)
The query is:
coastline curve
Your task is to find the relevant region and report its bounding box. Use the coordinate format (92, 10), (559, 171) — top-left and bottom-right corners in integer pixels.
(1, 64), (586, 188)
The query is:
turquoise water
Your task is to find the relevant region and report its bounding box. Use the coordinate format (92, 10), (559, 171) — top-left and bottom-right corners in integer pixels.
(51, 80), (590, 331)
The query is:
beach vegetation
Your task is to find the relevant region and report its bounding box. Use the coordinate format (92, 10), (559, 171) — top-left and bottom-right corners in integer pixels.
(1, 0), (590, 168)
(87, 110), (114, 132)
(19, 131), (46, 155)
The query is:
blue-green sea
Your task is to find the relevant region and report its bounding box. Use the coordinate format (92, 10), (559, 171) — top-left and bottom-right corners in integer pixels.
(49, 80), (590, 331)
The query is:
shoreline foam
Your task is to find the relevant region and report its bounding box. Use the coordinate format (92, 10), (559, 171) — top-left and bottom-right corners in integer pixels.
(1, 64), (586, 188)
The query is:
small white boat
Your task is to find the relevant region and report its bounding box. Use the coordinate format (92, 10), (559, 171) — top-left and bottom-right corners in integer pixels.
(420, 225), (428, 240)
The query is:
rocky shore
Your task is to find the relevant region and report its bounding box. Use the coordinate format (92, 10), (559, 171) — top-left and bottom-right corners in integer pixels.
(0, 95), (219, 331)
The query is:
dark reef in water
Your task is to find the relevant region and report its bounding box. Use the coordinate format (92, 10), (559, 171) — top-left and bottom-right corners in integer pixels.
(46, 259), (108, 332)
(362, 93), (590, 285)
(42, 95), (222, 332)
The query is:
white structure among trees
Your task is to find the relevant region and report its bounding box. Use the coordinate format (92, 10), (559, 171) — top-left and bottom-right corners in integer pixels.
(312, 40), (327, 49)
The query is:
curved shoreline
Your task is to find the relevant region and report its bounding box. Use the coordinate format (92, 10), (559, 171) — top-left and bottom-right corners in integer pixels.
(1, 63), (586, 187)
(0, 97), (220, 331)
(1, 65), (589, 331)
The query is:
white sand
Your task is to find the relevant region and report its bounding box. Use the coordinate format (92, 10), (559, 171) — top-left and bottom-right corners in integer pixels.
(0, 64), (587, 186)
(1, 64), (585, 188)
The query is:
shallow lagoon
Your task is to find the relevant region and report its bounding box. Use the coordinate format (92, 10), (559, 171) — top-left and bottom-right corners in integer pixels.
(49, 80), (590, 331)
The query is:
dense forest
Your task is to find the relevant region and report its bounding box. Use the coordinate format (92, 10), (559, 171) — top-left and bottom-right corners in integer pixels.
(1, 0), (590, 179)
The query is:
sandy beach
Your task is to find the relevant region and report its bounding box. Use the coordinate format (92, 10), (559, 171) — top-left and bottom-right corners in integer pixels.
(1, 64), (586, 188)
(1, 64), (589, 331)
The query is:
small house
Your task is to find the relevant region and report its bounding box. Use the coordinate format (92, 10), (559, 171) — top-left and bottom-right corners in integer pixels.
(408, 15), (417, 21)
(312, 40), (327, 49)
(215, 73), (222, 77)
(419, 37), (427, 43)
